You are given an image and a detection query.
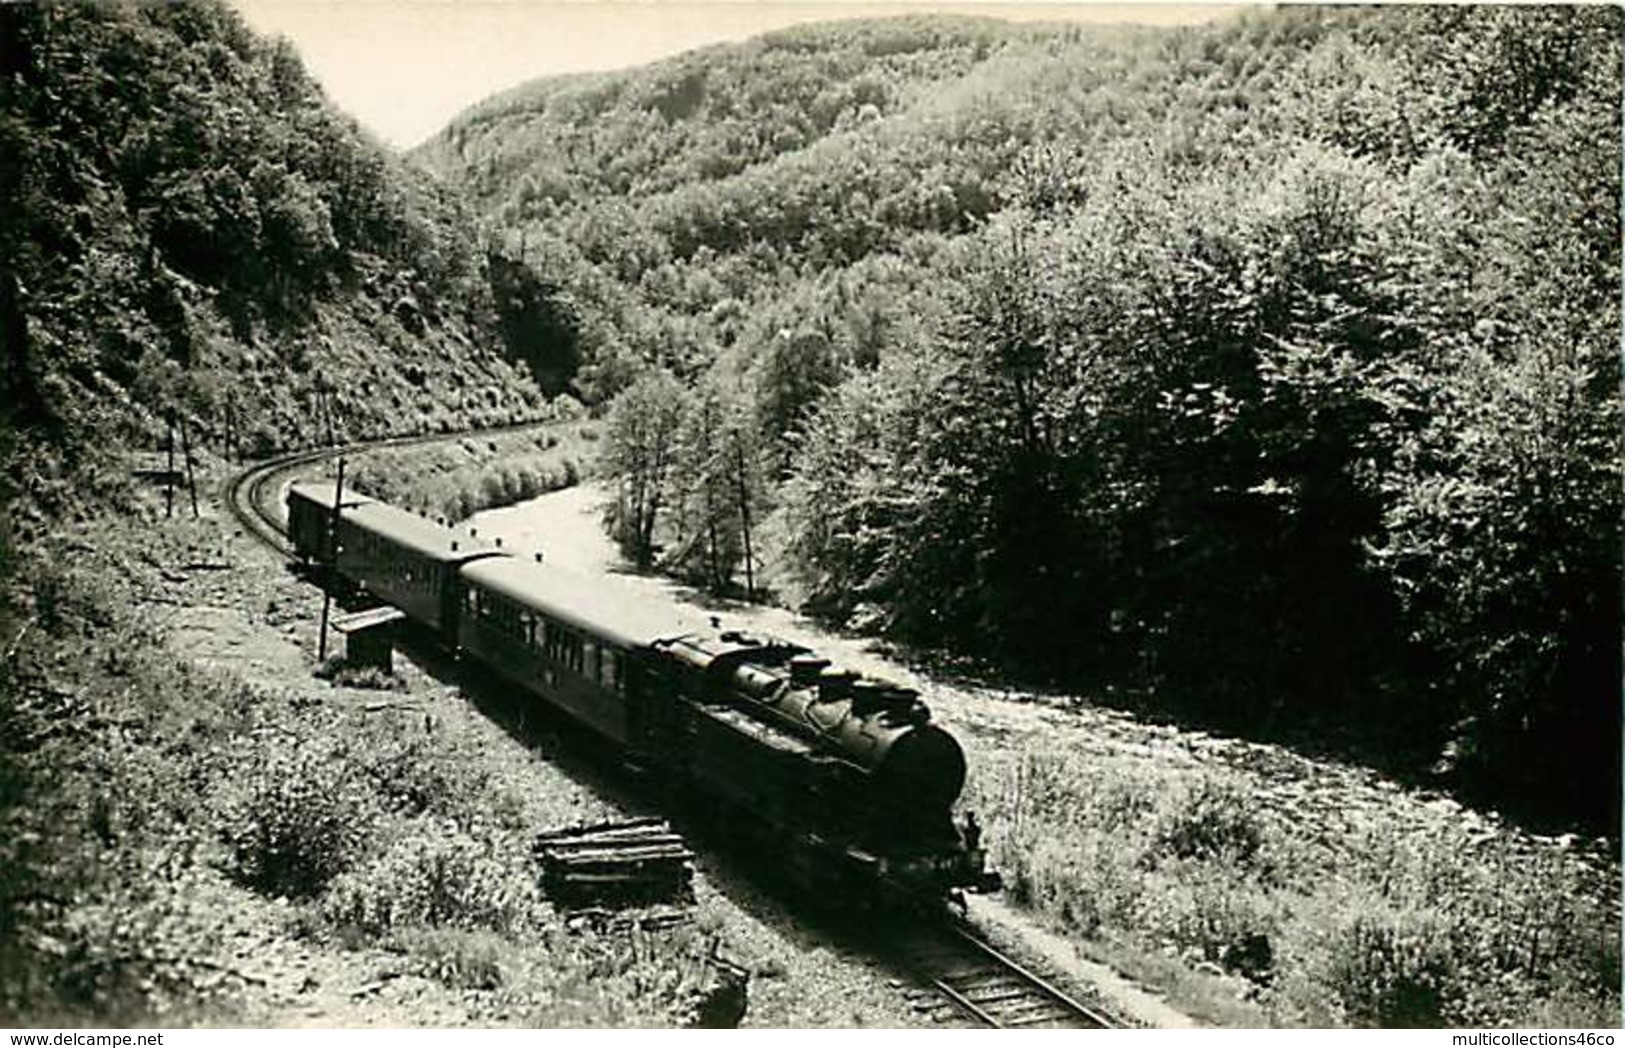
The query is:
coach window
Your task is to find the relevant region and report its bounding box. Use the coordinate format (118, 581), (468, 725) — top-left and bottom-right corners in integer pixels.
(583, 640), (598, 684)
(601, 649), (619, 692)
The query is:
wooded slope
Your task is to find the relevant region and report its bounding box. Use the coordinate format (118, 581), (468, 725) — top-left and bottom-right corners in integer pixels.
(0, 1), (573, 541)
(436, 7), (1620, 827)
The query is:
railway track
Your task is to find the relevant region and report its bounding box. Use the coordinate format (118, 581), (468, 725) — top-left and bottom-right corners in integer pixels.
(890, 920), (1118, 1029)
(224, 420), (566, 556)
(226, 446), (340, 555)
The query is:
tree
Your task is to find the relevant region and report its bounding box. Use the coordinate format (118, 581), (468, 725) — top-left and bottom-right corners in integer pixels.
(750, 326), (842, 477)
(600, 371), (687, 568)
(666, 379), (760, 595)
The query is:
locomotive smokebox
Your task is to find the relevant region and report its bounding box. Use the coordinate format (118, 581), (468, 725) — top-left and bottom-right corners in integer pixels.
(874, 724), (968, 813)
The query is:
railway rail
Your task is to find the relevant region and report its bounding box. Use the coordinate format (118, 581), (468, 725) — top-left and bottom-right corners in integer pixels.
(891, 921), (1118, 1029)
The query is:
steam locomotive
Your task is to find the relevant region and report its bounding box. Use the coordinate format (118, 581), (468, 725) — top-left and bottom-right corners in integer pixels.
(286, 480), (997, 902)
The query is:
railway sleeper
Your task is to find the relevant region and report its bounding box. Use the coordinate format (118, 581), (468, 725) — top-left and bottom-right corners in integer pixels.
(988, 999), (1078, 1022)
(934, 967), (1018, 986)
(960, 986), (1049, 1006)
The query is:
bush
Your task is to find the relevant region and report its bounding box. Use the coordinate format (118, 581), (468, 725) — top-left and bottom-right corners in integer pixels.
(344, 423), (593, 525)
(314, 655), (405, 691)
(218, 741), (376, 898)
(321, 821), (543, 937)
(1134, 864), (1278, 981)
(1311, 906), (1464, 1027)
(360, 735), (520, 827)
(512, 924), (722, 1027)
(1150, 777), (1266, 867)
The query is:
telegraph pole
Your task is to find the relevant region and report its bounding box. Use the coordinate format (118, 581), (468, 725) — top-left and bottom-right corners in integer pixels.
(318, 457), (345, 663)
(180, 414), (199, 518)
(164, 411), (175, 519)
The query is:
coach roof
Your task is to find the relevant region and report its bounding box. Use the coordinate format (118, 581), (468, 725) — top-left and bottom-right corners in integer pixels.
(287, 479), (377, 512)
(459, 556), (695, 649)
(344, 500), (505, 564)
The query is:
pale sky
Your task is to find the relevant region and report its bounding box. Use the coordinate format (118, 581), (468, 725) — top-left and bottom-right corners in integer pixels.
(229, 2), (1248, 149)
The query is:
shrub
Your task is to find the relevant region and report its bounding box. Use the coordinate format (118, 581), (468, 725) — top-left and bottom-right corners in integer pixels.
(512, 924), (721, 1027)
(321, 821), (543, 937)
(1134, 864), (1278, 981)
(218, 741), (376, 898)
(1000, 827), (1141, 939)
(1150, 777), (1267, 867)
(361, 736), (507, 824)
(1315, 906), (1462, 1026)
(314, 655), (405, 691)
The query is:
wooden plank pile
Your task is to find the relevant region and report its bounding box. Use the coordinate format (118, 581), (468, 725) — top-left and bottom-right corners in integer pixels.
(535, 816), (695, 910)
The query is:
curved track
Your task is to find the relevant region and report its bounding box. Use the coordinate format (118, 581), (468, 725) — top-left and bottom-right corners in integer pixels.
(224, 420), (565, 557)
(891, 921), (1118, 1029)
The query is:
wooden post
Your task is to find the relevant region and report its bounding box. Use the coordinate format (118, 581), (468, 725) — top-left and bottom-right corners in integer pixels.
(165, 412), (175, 519)
(180, 414), (199, 518)
(318, 457), (346, 663)
(224, 392), (236, 465)
(733, 441), (755, 603)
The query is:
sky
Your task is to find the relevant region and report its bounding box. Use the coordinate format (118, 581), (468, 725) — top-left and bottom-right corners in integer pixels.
(229, 1), (1248, 149)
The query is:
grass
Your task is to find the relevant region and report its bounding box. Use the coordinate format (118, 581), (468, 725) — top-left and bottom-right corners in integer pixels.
(962, 746), (1621, 1028)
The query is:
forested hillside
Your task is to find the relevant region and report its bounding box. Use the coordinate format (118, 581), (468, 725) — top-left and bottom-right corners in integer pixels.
(423, 6), (1622, 830)
(0, 1), (570, 544)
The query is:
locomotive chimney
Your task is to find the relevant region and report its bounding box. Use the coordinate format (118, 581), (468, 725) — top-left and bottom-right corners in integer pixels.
(789, 654), (830, 686)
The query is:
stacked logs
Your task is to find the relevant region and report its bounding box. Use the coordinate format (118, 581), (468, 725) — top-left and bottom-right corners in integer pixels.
(535, 816), (695, 909)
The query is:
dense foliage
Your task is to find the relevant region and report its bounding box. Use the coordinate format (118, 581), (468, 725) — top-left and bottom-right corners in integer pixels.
(0, 0), (575, 545)
(428, 7), (1621, 829)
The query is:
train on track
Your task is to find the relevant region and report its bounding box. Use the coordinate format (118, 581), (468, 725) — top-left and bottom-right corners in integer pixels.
(286, 479), (999, 904)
